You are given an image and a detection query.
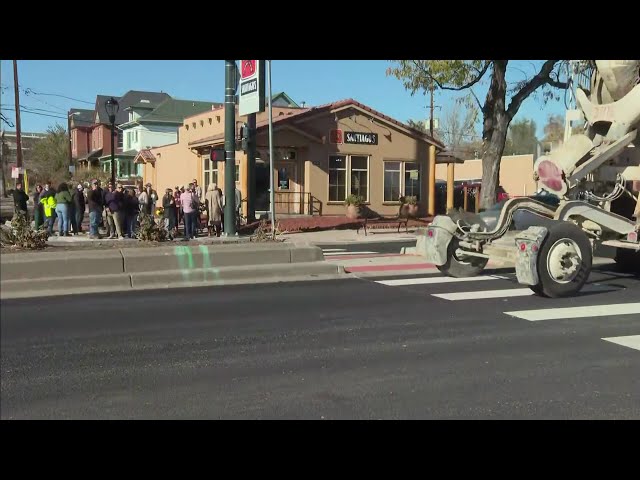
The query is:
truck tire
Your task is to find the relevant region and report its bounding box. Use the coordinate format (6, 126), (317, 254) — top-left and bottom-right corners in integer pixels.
(614, 248), (640, 274)
(533, 221), (592, 298)
(437, 237), (488, 278)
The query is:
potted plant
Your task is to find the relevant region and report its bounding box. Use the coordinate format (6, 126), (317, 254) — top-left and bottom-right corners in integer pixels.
(344, 194), (364, 219)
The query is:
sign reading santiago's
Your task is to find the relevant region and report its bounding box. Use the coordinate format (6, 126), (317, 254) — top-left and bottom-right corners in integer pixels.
(344, 131), (378, 145)
(239, 60), (266, 116)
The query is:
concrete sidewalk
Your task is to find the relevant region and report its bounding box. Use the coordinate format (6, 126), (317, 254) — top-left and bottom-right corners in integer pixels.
(282, 229), (418, 245)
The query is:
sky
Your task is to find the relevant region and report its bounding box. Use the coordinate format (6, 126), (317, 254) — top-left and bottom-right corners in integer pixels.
(0, 60), (569, 139)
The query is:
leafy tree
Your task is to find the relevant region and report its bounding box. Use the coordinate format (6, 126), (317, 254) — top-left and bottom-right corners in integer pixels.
(387, 60), (570, 208)
(504, 118), (538, 155)
(28, 124), (69, 185)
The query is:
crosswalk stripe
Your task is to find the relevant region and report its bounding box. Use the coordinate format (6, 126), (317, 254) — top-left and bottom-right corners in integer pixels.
(323, 251), (378, 256)
(504, 303), (640, 321)
(601, 335), (640, 352)
(322, 248), (346, 252)
(433, 288), (534, 301)
(376, 275), (506, 286)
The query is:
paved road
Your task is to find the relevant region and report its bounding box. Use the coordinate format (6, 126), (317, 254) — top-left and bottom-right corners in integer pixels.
(1, 266), (638, 419)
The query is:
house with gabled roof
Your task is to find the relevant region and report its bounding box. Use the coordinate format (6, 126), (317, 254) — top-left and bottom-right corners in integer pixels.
(114, 97), (221, 183)
(136, 97), (444, 218)
(73, 91), (171, 173)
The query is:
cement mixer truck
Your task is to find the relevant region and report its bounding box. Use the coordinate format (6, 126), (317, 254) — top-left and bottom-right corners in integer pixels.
(422, 60), (640, 298)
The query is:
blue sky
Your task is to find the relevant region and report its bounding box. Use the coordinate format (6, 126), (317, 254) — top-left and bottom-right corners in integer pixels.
(1, 60), (568, 138)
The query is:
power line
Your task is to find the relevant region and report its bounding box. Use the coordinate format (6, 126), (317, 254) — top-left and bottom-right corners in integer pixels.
(2, 103), (70, 116)
(23, 88), (93, 105)
(1, 106), (68, 121)
(23, 92), (68, 113)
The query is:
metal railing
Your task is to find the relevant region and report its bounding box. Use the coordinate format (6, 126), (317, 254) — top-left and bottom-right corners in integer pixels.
(241, 192), (322, 216)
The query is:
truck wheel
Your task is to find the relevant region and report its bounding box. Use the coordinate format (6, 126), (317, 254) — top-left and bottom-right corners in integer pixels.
(614, 248), (640, 274)
(533, 222), (592, 298)
(437, 237), (488, 278)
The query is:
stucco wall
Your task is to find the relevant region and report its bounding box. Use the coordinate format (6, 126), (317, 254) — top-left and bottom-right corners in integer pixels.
(435, 154), (537, 197)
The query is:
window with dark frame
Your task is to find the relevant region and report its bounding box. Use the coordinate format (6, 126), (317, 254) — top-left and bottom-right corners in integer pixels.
(384, 161), (421, 202)
(350, 155), (368, 200)
(329, 155), (347, 202)
(404, 162), (421, 200)
(384, 161), (402, 202)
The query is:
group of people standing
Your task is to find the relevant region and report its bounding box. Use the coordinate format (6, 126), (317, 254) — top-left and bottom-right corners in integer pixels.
(160, 179), (242, 240)
(13, 177), (243, 241)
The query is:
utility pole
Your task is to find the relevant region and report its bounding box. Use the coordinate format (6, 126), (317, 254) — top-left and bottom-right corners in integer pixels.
(0, 58), (5, 197)
(13, 60), (24, 187)
(246, 112), (256, 223)
(429, 87), (434, 136)
(223, 60), (237, 236)
(68, 110), (73, 173)
(427, 85), (436, 217)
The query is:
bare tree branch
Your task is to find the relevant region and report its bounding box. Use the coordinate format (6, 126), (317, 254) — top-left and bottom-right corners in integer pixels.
(412, 60), (493, 92)
(469, 88), (484, 111)
(506, 60), (568, 119)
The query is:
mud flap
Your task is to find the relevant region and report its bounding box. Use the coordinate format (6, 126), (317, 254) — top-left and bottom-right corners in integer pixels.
(424, 215), (458, 266)
(514, 226), (549, 286)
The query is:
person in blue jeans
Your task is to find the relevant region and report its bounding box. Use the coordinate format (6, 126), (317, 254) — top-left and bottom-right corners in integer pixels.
(86, 179), (104, 239)
(54, 183), (73, 236)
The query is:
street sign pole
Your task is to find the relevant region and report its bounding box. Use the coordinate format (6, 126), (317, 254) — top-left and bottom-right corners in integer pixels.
(224, 60), (237, 236)
(267, 60), (276, 238)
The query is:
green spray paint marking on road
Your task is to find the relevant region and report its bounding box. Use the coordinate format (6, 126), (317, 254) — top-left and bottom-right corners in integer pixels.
(174, 244), (221, 283)
(198, 244), (221, 282)
(174, 245), (195, 281)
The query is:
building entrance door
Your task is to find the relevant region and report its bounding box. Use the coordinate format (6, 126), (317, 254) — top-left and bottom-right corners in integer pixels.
(274, 161), (299, 214)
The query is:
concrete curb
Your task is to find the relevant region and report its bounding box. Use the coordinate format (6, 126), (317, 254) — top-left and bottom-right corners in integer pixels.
(1, 242), (324, 281)
(0, 262), (346, 300)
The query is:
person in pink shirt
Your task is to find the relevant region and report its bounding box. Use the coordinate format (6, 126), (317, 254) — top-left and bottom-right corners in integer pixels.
(180, 183), (198, 240)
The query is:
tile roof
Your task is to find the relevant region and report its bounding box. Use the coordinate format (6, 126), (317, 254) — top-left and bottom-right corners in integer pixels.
(188, 99), (444, 148)
(134, 149), (156, 163)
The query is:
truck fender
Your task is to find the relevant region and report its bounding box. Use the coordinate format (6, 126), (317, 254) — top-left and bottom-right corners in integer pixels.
(514, 226), (549, 286)
(423, 215), (458, 266)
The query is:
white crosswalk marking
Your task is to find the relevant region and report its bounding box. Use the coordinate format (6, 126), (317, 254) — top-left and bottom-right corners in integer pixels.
(433, 288), (534, 301)
(504, 303), (640, 321)
(376, 275), (506, 286)
(322, 249), (346, 252)
(601, 335), (640, 352)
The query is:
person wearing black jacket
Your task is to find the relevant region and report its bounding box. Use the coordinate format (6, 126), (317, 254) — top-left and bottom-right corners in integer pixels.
(86, 180), (104, 239)
(33, 184), (44, 229)
(104, 183), (125, 239)
(12, 181), (29, 219)
(124, 188), (139, 238)
(72, 184), (86, 234)
(162, 188), (177, 239)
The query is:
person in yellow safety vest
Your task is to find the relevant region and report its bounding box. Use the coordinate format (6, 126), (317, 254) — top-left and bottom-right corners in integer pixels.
(40, 182), (57, 236)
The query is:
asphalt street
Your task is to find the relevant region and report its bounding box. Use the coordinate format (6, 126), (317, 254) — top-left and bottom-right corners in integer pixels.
(1, 266), (638, 419)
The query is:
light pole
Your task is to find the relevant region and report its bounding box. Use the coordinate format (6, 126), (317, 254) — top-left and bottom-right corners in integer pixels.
(68, 111), (80, 176)
(104, 97), (119, 186)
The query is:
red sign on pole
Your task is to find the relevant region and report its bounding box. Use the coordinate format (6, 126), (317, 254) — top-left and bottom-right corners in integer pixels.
(241, 60), (257, 79)
(330, 129), (343, 144)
